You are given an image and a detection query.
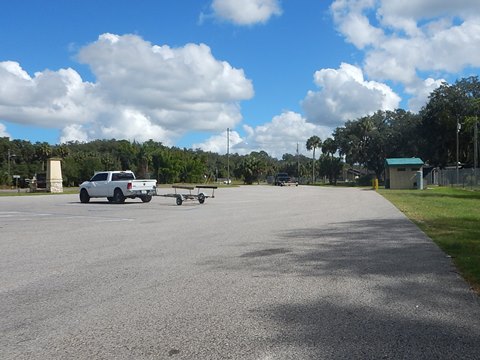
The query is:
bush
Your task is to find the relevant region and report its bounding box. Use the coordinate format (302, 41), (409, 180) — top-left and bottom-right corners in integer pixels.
(356, 174), (374, 186)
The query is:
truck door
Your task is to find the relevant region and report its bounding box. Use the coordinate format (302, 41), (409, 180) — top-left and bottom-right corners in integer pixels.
(88, 172), (109, 196)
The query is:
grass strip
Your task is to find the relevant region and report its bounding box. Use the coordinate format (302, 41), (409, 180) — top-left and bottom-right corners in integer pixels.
(379, 187), (480, 293)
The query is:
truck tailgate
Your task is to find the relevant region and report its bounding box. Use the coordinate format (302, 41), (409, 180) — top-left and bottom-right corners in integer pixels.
(130, 180), (156, 191)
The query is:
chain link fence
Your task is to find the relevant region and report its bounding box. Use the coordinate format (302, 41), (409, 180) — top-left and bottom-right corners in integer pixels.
(427, 168), (480, 190)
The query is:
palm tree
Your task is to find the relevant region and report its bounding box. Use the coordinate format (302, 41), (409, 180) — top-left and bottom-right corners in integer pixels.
(240, 155), (262, 184)
(306, 135), (322, 183)
(321, 138), (338, 157)
(35, 142), (52, 171)
(137, 142), (156, 178)
(55, 144), (70, 159)
(321, 138), (341, 185)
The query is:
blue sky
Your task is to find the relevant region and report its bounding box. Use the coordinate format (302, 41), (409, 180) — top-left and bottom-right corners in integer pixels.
(1, 0), (479, 158)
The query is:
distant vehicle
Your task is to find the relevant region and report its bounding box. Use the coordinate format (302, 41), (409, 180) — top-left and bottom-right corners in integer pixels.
(274, 173), (289, 185)
(274, 173), (298, 186)
(35, 173), (47, 189)
(79, 171), (157, 204)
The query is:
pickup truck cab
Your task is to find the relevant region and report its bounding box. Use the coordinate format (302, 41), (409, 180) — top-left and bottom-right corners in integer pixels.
(79, 171), (157, 204)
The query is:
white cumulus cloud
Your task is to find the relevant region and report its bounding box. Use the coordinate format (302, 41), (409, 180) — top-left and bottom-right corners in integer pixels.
(406, 77), (445, 112)
(331, 0), (384, 49)
(0, 122), (10, 138)
(0, 62), (95, 127)
(194, 111), (329, 158)
(302, 63), (400, 127)
(211, 0), (282, 25)
(330, 0), (480, 108)
(60, 124), (88, 143)
(0, 34), (254, 144)
(192, 129), (244, 155)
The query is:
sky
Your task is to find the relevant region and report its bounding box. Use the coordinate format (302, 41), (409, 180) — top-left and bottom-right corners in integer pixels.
(1, 0), (480, 158)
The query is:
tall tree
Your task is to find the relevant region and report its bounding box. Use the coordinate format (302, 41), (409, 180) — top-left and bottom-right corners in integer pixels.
(115, 140), (138, 171)
(34, 142), (52, 171)
(306, 135), (322, 183)
(321, 137), (338, 157)
(319, 137), (342, 184)
(419, 76), (480, 167)
(54, 144), (70, 159)
(384, 109), (422, 158)
(137, 141), (158, 178)
(239, 155), (262, 184)
(318, 154), (343, 185)
(334, 112), (389, 178)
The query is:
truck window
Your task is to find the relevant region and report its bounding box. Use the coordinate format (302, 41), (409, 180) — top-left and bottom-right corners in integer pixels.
(91, 173), (108, 181)
(112, 172), (135, 181)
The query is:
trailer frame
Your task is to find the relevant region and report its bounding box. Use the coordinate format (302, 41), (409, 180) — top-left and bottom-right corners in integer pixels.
(156, 185), (217, 205)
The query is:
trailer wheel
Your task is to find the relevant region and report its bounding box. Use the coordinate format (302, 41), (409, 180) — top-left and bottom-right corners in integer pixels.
(141, 195), (152, 203)
(198, 193), (205, 204)
(80, 189), (90, 203)
(113, 188), (125, 204)
(176, 196), (183, 206)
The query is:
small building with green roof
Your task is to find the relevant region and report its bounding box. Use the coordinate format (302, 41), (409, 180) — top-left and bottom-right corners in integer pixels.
(385, 158), (424, 189)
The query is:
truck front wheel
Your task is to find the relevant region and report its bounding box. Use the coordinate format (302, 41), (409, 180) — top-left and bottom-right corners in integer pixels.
(113, 188), (125, 204)
(80, 189), (90, 203)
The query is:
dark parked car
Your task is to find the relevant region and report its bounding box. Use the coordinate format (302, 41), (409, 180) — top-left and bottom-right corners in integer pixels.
(274, 173), (294, 186)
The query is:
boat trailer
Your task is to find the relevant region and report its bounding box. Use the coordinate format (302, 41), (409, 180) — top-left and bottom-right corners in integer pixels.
(156, 185), (217, 205)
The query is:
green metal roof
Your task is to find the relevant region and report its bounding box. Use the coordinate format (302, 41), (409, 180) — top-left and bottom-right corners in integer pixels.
(385, 158), (424, 166)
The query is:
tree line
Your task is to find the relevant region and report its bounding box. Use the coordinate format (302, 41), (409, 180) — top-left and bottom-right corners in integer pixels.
(1, 76), (479, 187)
(0, 137), (314, 186)
(307, 76), (480, 183)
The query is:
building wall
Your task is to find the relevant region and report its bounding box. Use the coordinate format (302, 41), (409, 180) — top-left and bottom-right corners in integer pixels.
(388, 166), (422, 189)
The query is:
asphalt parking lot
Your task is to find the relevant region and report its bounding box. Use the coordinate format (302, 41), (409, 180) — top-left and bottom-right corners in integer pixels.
(1, 186), (480, 359)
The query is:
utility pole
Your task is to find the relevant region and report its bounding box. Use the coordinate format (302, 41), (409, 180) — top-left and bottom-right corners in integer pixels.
(475, 116), (478, 175)
(7, 149), (16, 182)
(7, 149), (11, 178)
(456, 116), (460, 185)
(227, 128), (230, 185)
(296, 142), (299, 178)
(470, 98), (479, 183)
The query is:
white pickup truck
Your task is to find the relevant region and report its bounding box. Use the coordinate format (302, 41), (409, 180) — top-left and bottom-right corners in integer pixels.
(79, 171), (157, 204)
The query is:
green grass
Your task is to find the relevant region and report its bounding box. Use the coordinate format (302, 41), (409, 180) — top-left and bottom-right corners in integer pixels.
(379, 187), (480, 293)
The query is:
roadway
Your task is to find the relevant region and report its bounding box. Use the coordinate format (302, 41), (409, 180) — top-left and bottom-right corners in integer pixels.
(1, 186), (479, 359)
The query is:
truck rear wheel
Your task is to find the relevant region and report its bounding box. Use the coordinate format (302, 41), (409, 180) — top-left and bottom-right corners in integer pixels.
(113, 188), (125, 204)
(80, 189), (90, 203)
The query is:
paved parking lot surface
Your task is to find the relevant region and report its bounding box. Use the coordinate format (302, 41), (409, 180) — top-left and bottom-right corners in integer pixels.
(1, 186), (480, 359)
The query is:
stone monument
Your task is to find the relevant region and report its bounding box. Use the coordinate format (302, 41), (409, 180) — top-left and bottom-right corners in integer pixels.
(46, 158), (63, 193)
